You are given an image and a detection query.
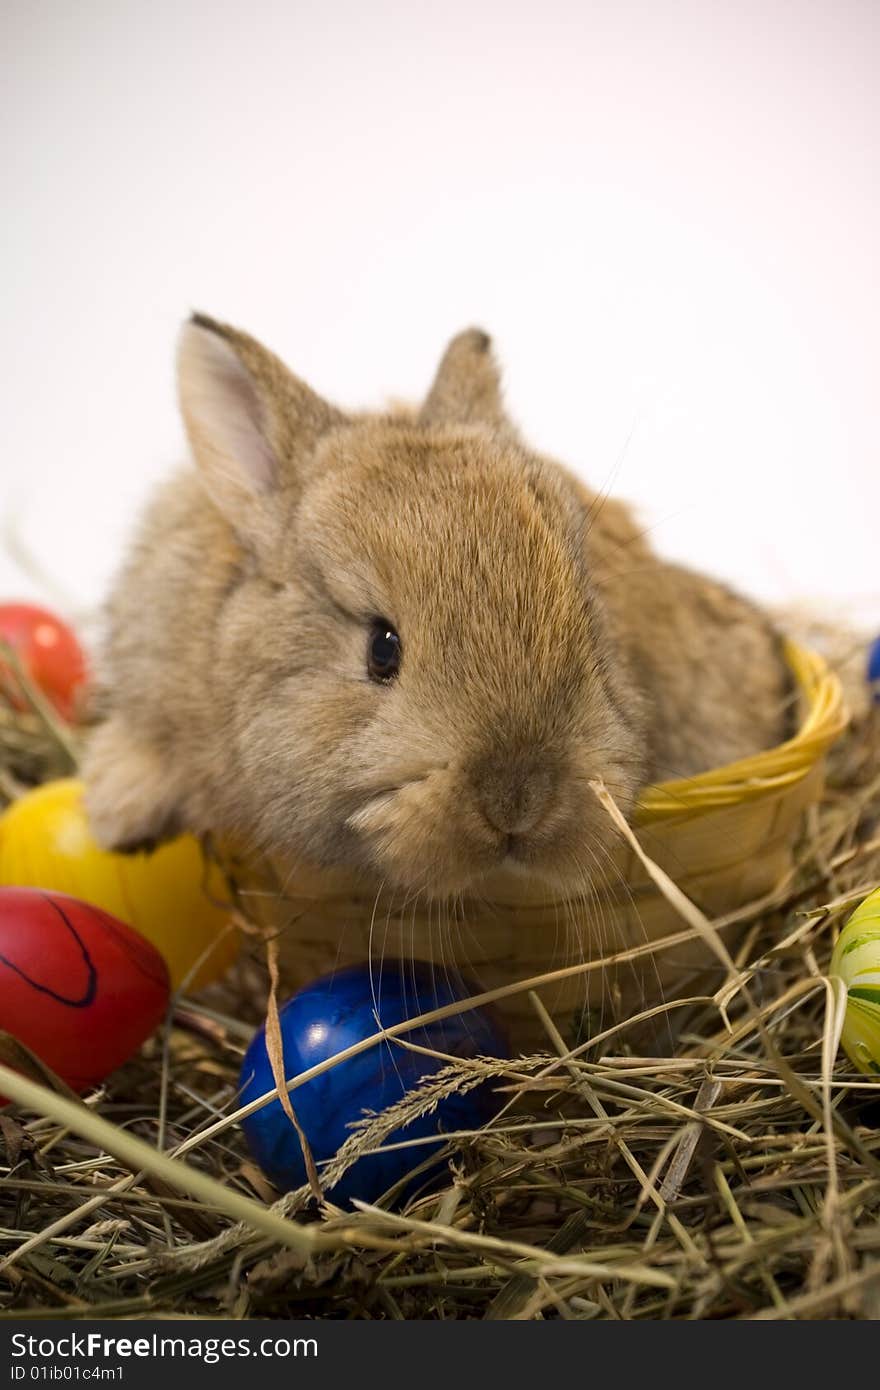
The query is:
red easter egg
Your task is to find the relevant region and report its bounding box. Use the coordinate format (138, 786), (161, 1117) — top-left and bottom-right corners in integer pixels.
(0, 602), (89, 722)
(0, 887), (170, 1093)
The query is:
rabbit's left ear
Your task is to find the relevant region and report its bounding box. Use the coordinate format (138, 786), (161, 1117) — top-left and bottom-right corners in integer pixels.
(419, 328), (508, 429)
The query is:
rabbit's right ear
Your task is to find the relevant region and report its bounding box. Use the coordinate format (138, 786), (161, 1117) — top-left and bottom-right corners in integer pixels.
(177, 314), (344, 548)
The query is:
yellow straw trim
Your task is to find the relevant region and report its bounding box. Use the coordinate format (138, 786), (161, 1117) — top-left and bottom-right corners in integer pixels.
(636, 641), (849, 821)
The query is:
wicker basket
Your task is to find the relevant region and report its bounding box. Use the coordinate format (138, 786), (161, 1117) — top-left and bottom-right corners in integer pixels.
(243, 641), (847, 1048)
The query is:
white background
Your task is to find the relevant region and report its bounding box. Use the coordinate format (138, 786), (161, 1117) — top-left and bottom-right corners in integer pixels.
(2, 0), (878, 636)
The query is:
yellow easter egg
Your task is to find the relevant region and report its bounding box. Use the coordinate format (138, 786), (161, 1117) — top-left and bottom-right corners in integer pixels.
(830, 886), (880, 1077)
(0, 779), (238, 991)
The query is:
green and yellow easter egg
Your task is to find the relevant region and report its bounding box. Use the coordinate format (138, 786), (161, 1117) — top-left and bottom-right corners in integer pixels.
(831, 886), (880, 1076)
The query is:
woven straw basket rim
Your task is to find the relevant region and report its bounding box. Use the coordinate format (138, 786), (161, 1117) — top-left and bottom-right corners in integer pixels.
(636, 639), (848, 823)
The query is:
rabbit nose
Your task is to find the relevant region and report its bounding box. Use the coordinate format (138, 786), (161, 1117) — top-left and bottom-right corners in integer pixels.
(474, 755), (557, 838)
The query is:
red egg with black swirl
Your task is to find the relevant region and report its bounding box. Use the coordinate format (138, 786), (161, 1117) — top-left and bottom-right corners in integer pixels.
(0, 887), (170, 1093)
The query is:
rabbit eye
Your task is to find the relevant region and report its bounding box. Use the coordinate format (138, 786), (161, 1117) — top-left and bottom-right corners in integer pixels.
(367, 620), (401, 683)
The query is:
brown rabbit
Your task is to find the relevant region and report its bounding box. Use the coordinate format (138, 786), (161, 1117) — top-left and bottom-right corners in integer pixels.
(83, 316), (792, 900)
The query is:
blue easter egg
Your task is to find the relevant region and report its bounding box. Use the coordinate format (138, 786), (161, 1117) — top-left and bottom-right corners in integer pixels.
(239, 961), (509, 1205)
(869, 635), (880, 704)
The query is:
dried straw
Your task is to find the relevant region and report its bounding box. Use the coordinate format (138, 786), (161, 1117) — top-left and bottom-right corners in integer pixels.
(0, 628), (878, 1320)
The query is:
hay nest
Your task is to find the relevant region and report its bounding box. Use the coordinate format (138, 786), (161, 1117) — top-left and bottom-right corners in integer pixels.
(0, 625), (879, 1321)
